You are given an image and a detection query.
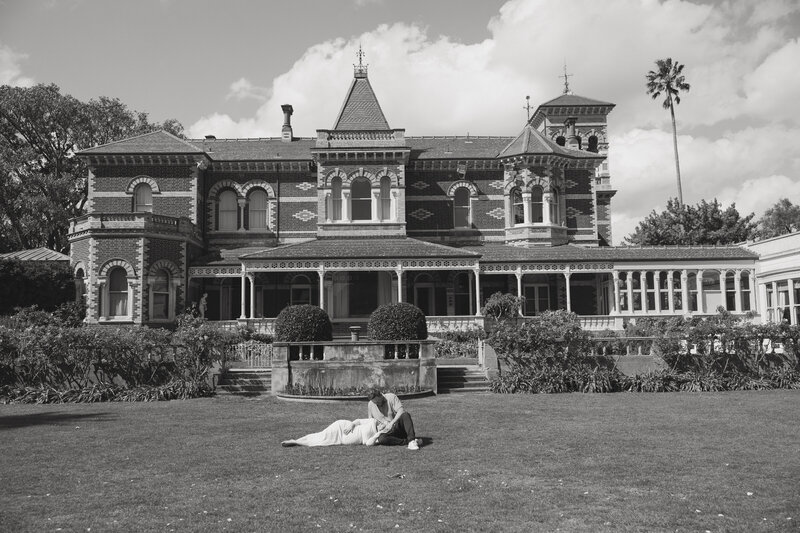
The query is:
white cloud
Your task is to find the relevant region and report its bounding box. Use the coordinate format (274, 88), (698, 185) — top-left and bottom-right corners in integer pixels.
(188, 0), (800, 244)
(0, 44), (34, 87)
(226, 77), (270, 102)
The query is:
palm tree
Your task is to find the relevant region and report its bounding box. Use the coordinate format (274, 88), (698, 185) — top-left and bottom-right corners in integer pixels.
(646, 58), (691, 205)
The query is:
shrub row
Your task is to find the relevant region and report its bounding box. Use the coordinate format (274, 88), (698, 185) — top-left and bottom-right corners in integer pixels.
(0, 259), (75, 315)
(0, 319), (240, 403)
(488, 309), (800, 394)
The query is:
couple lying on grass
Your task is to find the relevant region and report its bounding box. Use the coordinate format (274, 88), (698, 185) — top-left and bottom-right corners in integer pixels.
(282, 389), (422, 450)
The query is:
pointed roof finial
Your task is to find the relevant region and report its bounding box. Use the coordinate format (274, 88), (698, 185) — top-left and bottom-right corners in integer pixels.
(523, 95), (532, 121)
(560, 60), (573, 95)
(354, 44), (368, 78)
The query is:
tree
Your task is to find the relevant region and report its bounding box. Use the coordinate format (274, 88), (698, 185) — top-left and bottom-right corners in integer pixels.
(625, 198), (757, 246)
(646, 58), (690, 205)
(757, 198), (800, 239)
(0, 84), (184, 253)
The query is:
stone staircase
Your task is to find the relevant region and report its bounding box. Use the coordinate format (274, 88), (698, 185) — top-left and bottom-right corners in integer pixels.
(216, 368), (272, 397)
(436, 365), (491, 393)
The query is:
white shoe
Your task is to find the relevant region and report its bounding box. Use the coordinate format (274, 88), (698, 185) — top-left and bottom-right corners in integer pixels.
(407, 439), (419, 450)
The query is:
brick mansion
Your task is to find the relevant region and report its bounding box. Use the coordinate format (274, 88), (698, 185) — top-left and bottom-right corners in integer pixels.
(69, 56), (793, 332)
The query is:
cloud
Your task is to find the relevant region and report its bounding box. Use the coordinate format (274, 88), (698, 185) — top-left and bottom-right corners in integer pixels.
(226, 77), (271, 102)
(0, 44), (34, 87)
(187, 0), (800, 244)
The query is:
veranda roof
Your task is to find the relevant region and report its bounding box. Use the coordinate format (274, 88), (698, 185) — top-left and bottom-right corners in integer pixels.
(240, 238), (480, 261)
(461, 243), (758, 263)
(0, 247), (69, 262)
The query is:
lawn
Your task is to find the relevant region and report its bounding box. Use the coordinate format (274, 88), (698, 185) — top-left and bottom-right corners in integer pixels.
(1, 391), (798, 532)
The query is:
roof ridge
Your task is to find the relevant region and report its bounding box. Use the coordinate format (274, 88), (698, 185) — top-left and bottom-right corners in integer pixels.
(192, 137), (316, 142)
(238, 240), (312, 258)
(82, 129), (203, 153)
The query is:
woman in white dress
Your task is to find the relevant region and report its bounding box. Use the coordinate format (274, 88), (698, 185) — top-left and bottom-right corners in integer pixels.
(281, 418), (387, 447)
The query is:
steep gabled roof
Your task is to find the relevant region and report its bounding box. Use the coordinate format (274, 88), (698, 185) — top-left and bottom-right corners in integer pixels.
(332, 76), (391, 130)
(78, 130), (204, 155)
(497, 124), (602, 159)
(537, 93), (615, 108)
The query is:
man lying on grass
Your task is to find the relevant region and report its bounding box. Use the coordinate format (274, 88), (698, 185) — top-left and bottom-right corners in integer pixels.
(367, 389), (421, 450)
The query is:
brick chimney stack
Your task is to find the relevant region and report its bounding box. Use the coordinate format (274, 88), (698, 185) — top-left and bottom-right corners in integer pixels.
(281, 104), (294, 143)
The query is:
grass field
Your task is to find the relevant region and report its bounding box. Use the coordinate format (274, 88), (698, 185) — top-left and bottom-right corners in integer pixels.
(1, 391), (798, 532)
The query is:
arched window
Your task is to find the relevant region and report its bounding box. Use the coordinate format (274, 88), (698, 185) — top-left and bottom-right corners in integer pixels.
(588, 136), (599, 153)
(453, 187), (470, 228)
(218, 190), (238, 231)
(741, 271), (751, 312)
(555, 136), (566, 146)
(351, 177), (371, 221)
(331, 177), (342, 221)
(151, 269), (170, 320)
(531, 186), (543, 223)
(108, 267), (129, 318)
(133, 183), (152, 212)
(75, 268), (86, 303)
(379, 176), (392, 221)
(725, 271), (736, 311)
(549, 189), (560, 224)
(290, 275), (311, 305)
(512, 189), (524, 225)
(248, 189), (268, 230)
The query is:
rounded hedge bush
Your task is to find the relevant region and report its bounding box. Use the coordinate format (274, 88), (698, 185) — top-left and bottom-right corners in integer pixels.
(368, 302), (428, 341)
(274, 305), (332, 342)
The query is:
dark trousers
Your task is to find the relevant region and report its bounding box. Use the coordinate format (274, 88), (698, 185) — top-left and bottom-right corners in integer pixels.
(376, 412), (416, 446)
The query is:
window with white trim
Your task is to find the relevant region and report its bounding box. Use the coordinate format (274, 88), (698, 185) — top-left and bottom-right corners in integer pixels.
(351, 178), (371, 221)
(248, 189), (268, 230)
(512, 188), (524, 225)
(549, 189), (560, 224)
(218, 190), (238, 231)
(151, 269), (170, 320)
(531, 186), (543, 223)
(331, 177), (343, 221)
(108, 267), (129, 318)
(133, 183), (153, 212)
(379, 176), (391, 221)
(453, 187), (470, 228)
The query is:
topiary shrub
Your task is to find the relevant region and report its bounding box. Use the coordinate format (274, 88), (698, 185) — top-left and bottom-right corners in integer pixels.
(368, 302), (428, 341)
(274, 305), (332, 342)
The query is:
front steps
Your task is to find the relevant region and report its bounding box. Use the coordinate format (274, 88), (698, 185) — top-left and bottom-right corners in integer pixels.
(437, 365), (491, 393)
(216, 368), (272, 397)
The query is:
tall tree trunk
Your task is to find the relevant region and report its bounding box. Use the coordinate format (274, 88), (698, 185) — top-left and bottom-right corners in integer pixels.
(670, 101), (684, 205)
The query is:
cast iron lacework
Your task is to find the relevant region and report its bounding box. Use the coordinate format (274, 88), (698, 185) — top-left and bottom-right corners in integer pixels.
(486, 207), (506, 220)
(408, 208), (433, 221)
(410, 180), (429, 190)
(293, 209), (316, 222)
(296, 182), (315, 191)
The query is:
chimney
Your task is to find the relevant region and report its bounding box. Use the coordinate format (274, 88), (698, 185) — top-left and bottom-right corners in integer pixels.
(564, 117), (580, 149)
(205, 135), (216, 139)
(281, 104), (294, 143)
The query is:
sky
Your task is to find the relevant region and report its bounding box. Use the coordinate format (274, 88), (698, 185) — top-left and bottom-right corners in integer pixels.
(2, 0), (799, 244)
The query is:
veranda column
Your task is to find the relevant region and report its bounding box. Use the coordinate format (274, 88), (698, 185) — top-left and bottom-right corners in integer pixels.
(788, 277), (796, 325)
(521, 192), (532, 224)
(371, 191), (380, 222)
(734, 270), (742, 313)
(667, 271), (675, 312)
(248, 273), (256, 319)
(771, 281), (778, 322)
(639, 271), (647, 314)
(696, 271), (705, 314)
(474, 267), (482, 316)
(239, 267), (247, 319)
(318, 266), (326, 311)
(612, 270), (620, 314)
(396, 265), (404, 303)
(564, 272), (572, 312)
(626, 271), (634, 313)
(342, 191), (351, 222)
(515, 269), (523, 316)
(654, 271), (661, 313)
(681, 271), (689, 314)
